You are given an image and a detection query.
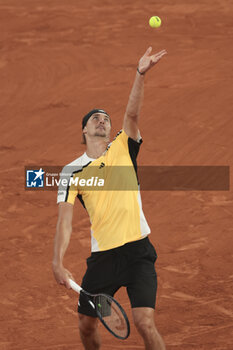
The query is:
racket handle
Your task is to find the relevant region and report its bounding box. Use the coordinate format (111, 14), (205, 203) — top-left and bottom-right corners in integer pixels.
(69, 279), (82, 294)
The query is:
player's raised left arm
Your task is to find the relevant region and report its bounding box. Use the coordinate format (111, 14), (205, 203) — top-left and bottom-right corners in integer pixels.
(123, 47), (167, 140)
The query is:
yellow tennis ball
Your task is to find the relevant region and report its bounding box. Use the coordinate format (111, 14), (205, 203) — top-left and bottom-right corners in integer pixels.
(149, 16), (161, 28)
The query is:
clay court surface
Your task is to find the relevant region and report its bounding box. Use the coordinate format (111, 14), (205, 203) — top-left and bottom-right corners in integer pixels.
(1, 0), (233, 349)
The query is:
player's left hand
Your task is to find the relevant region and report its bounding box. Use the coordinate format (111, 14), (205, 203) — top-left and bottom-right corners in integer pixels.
(138, 47), (167, 74)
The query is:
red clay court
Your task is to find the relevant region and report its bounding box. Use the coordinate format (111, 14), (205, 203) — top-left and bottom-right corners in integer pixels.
(0, 0), (233, 349)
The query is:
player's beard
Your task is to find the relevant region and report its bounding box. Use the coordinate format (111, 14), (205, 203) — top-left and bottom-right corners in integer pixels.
(94, 126), (107, 137)
(94, 131), (107, 137)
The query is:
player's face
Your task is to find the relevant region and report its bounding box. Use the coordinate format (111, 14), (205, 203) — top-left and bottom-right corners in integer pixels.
(84, 113), (111, 139)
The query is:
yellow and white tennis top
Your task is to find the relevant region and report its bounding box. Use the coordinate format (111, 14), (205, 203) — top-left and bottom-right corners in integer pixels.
(57, 130), (150, 252)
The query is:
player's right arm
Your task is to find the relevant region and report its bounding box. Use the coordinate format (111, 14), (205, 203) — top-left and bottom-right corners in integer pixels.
(52, 202), (74, 289)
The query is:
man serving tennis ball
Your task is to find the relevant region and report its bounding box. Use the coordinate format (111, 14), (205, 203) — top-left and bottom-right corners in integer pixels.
(53, 46), (167, 350)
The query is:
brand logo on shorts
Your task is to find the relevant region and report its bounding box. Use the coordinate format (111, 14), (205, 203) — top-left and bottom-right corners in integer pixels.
(26, 168), (45, 188)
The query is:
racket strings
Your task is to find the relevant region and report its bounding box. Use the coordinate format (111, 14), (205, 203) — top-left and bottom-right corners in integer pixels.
(95, 294), (129, 339)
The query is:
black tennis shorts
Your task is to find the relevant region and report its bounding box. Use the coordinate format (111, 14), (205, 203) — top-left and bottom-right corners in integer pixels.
(78, 236), (158, 317)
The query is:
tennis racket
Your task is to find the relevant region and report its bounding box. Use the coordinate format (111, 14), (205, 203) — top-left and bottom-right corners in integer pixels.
(69, 279), (130, 340)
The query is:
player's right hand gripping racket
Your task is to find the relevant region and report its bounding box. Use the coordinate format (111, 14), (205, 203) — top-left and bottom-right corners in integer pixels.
(69, 279), (130, 340)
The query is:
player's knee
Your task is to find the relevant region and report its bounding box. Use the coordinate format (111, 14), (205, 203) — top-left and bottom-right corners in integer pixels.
(78, 314), (98, 336)
(134, 317), (155, 339)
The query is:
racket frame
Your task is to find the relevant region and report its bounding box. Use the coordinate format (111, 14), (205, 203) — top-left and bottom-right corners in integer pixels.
(69, 279), (130, 339)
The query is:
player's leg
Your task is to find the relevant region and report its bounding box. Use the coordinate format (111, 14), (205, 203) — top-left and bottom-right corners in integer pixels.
(78, 314), (100, 350)
(78, 250), (120, 349)
(132, 307), (166, 350)
(125, 237), (165, 349)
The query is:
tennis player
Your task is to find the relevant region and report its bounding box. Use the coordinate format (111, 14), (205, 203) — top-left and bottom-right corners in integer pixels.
(53, 47), (167, 350)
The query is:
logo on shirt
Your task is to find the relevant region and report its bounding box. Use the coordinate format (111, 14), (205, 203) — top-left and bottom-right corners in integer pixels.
(26, 168), (45, 188)
(99, 162), (105, 169)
